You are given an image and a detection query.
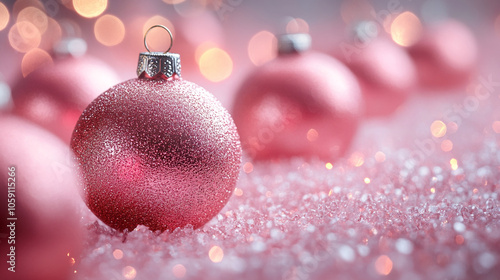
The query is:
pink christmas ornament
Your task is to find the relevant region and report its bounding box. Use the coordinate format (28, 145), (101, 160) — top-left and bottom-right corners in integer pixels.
(70, 25), (241, 232)
(12, 39), (120, 143)
(0, 115), (83, 280)
(232, 33), (362, 161)
(337, 22), (417, 116)
(408, 19), (478, 90)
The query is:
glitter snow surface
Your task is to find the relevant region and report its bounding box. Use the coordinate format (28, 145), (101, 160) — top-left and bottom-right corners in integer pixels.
(75, 85), (500, 279)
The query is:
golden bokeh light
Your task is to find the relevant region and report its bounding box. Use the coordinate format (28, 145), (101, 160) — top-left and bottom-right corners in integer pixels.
(143, 15), (176, 52)
(0, 2), (10, 31)
(243, 162), (254, 173)
(375, 151), (386, 163)
(286, 18), (309, 34)
(430, 120), (447, 138)
(113, 249), (123, 260)
(430, 187), (435, 193)
(122, 266), (137, 279)
(94, 14), (125, 46)
(364, 177), (371, 184)
(391, 11), (423, 47)
(248, 30), (277, 66)
(492, 121), (500, 133)
(9, 21), (41, 53)
(13, 0), (45, 15)
(17, 6), (48, 34)
(325, 162), (333, 170)
(199, 48), (233, 82)
(306, 128), (319, 142)
(375, 255), (393, 275)
(172, 264), (186, 278)
(73, 0), (107, 18)
(441, 139), (453, 152)
(208, 246), (224, 263)
(450, 158), (458, 170)
(349, 152), (365, 167)
(21, 48), (53, 77)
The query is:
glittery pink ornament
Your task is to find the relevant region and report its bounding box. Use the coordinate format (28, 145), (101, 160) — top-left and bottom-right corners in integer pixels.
(337, 22), (417, 116)
(12, 43), (120, 143)
(0, 115), (83, 280)
(233, 33), (361, 161)
(70, 26), (241, 232)
(408, 19), (478, 90)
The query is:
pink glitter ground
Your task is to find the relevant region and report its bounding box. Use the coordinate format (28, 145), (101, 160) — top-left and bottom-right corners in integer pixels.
(75, 85), (500, 279)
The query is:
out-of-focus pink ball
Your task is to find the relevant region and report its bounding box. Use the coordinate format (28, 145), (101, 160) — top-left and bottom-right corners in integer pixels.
(0, 115), (83, 280)
(232, 50), (362, 162)
(408, 20), (478, 90)
(338, 38), (417, 116)
(11, 56), (120, 143)
(71, 78), (241, 232)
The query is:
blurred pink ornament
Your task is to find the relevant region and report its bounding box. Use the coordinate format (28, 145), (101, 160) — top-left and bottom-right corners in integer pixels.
(0, 115), (83, 280)
(12, 40), (120, 143)
(233, 33), (362, 161)
(71, 28), (241, 232)
(336, 22), (417, 116)
(408, 19), (478, 90)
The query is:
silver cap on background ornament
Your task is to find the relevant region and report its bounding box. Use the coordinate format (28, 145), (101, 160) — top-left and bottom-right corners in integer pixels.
(137, 25), (181, 79)
(277, 33), (311, 54)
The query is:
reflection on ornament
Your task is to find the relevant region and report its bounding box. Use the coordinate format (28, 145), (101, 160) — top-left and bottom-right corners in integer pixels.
(12, 49), (120, 143)
(71, 25), (241, 232)
(0, 115), (83, 280)
(233, 33), (361, 161)
(337, 21), (417, 116)
(408, 19), (478, 90)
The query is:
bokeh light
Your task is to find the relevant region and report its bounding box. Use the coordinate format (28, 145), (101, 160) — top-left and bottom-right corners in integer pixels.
(243, 162), (253, 173)
(391, 11), (423, 46)
(441, 139), (453, 152)
(340, 0), (374, 24)
(306, 128), (319, 142)
(208, 246), (224, 263)
(450, 158), (458, 170)
(492, 121), (500, 133)
(325, 162), (333, 170)
(286, 18), (309, 34)
(172, 264), (186, 278)
(375, 255), (393, 275)
(349, 152), (365, 167)
(430, 120), (447, 138)
(375, 151), (386, 163)
(234, 188), (243, 196)
(113, 249), (123, 260)
(21, 48), (53, 77)
(0, 2), (10, 31)
(17, 6), (48, 34)
(364, 177), (371, 184)
(195, 41), (217, 63)
(94, 14), (125, 46)
(40, 18), (62, 51)
(73, 0), (107, 18)
(248, 30), (277, 66)
(199, 48), (233, 82)
(122, 265), (137, 279)
(163, 0), (186, 4)
(9, 21), (41, 53)
(143, 16), (176, 52)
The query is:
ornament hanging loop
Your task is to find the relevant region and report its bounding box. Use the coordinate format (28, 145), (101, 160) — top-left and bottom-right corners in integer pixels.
(144, 25), (173, 54)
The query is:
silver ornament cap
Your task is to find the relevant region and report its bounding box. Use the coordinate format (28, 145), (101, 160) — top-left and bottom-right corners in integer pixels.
(137, 25), (182, 79)
(277, 33), (311, 54)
